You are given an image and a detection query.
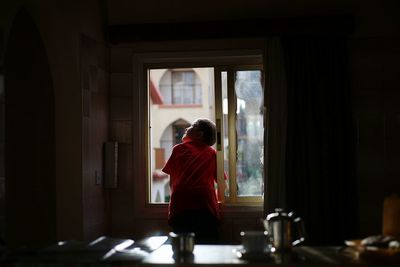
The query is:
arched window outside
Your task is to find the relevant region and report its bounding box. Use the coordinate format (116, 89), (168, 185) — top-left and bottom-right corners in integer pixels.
(159, 69), (202, 104)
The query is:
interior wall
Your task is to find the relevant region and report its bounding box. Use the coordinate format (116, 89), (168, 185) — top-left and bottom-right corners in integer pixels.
(33, 0), (108, 241)
(0, 0), (108, 246)
(108, 46), (136, 238)
(80, 34), (110, 241)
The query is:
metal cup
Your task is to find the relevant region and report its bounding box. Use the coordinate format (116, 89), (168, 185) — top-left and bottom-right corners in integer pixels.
(263, 209), (305, 252)
(169, 232), (195, 255)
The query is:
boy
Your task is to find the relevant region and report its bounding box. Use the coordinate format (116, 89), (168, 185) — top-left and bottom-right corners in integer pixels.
(162, 118), (220, 243)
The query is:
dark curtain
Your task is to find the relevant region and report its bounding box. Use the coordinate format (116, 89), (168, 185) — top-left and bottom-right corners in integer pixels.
(282, 36), (357, 245)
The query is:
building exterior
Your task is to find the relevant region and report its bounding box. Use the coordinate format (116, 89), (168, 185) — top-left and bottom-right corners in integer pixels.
(149, 68), (215, 202)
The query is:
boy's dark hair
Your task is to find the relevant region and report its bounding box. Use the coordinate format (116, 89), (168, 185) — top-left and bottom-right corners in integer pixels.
(195, 118), (217, 146)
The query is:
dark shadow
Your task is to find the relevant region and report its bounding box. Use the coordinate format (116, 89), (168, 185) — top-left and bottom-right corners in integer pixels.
(4, 8), (56, 249)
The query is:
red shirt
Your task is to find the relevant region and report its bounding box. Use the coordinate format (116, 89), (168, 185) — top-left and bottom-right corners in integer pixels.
(162, 137), (220, 222)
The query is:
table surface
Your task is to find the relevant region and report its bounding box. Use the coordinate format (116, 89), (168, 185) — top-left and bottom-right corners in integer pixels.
(3, 242), (399, 266)
(139, 245), (355, 266)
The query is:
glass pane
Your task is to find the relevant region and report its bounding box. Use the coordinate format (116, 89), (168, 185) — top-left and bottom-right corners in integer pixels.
(170, 71), (199, 104)
(235, 70), (263, 197)
(172, 86), (182, 104)
(195, 84), (201, 104)
(221, 71), (230, 197)
(182, 85), (193, 104)
(149, 68), (215, 203)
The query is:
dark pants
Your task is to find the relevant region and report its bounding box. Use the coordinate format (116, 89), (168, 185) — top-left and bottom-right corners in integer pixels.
(169, 209), (220, 244)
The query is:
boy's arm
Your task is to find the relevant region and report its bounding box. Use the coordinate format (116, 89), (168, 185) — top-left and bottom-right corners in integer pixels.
(161, 149), (175, 175)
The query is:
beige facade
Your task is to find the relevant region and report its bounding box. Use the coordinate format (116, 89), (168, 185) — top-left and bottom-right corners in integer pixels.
(149, 68), (215, 202)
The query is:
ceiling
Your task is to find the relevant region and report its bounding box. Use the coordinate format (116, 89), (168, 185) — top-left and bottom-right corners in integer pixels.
(106, 0), (353, 25)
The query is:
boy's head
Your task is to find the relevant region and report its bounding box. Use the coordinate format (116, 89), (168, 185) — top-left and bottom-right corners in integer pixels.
(183, 118), (217, 146)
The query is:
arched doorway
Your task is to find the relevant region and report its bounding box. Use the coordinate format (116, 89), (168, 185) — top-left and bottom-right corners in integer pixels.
(4, 8), (56, 248)
(151, 119), (190, 203)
